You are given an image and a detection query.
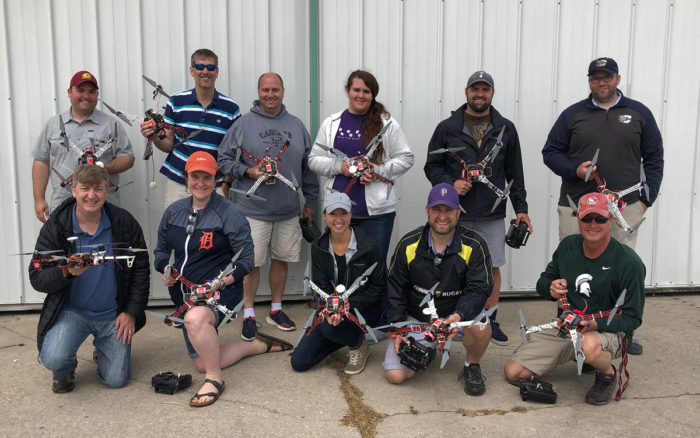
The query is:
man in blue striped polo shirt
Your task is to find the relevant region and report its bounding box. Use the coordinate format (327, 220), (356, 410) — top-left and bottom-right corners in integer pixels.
(140, 48), (241, 206)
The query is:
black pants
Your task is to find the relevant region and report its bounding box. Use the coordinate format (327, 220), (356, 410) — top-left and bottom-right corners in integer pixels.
(290, 318), (364, 372)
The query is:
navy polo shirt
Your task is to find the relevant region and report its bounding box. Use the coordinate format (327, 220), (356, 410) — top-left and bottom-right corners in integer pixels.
(64, 206), (118, 320)
(161, 89), (241, 184)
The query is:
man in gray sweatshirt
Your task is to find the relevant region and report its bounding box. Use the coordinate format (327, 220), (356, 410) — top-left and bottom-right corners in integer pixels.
(218, 72), (319, 340)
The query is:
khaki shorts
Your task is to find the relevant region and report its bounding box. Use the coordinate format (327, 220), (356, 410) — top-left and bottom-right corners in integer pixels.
(247, 216), (302, 266)
(557, 200), (645, 249)
(510, 328), (624, 376)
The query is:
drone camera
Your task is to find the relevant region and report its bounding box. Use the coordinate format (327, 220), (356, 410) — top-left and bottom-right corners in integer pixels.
(398, 337), (436, 372)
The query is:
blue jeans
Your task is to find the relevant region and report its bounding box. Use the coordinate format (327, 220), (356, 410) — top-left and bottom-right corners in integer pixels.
(351, 211), (396, 268)
(290, 318), (364, 372)
(40, 309), (131, 387)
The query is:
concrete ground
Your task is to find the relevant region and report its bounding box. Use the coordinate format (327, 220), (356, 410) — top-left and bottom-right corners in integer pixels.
(1, 294), (698, 437)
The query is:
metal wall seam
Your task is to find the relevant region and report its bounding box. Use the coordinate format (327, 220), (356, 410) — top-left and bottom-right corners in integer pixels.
(688, 80), (700, 285)
(625, 0), (637, 94)
(435, 0), (444, 121)
(359, 0), (364, 66)
(266, 0), (271, 72)
(591, 0), (599, 58)
(477, 0), (484, 67)
(545, 0), (562, 260)
(508, 0), (525, 289)
(397, 0), (405, 122)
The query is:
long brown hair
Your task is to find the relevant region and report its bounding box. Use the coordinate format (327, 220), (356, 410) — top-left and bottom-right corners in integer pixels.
(345, 70), (390, 165)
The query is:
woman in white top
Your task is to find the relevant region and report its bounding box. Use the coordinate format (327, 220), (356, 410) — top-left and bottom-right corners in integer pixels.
(309, 70), (414, 267)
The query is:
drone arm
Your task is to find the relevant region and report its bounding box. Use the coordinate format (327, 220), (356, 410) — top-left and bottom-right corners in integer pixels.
(217, 126), (249, 179)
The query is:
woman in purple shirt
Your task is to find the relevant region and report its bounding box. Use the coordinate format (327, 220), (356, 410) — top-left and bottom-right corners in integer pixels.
(309, 70), (414, 268)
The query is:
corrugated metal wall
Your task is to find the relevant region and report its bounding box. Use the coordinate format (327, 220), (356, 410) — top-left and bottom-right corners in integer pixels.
(2, 0), (698, 308)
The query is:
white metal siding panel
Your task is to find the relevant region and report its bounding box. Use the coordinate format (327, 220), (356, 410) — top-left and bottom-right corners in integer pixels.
(2, 0), (699, 308)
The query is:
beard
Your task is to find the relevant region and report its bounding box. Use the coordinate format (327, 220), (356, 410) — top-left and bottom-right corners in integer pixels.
(467, 99), (490, 114)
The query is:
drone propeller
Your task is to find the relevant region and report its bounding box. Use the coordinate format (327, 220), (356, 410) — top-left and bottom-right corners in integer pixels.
(440, 338), (452, 369)
(372, 320), (413, 331)
(419, 282), (440, 308)
(111, 181), (134, 192)
(13, 249), (65, 256)
(172, 129), (203, 149)
(297, 310), (318, 345)
(314, 142), (348, 159)
(574, 333), (585, 375)
(290, 171), (300, 190)
(639, 165), (649, 197)
(303, 261), (311, 296)
(58, 114), (69, 150)
(365, 120), (392, 157)
(606, 289), (627, 325)
(429, 146), (466, 155)
(346, 262), (378, 294)
(147, 310), (188, 325)
(142, 75), (171, 100)
(354, 309), (378, 344)
(163, 249), (176, 280)
(490, 179), (513, 213)
(620, 217), (646, 239)
(519, 309), (528, 343)
(567, 193), (579, 216)
(220, 297), (247, 325)
(102, 101), (134, 127)
(584, 148), (600, 182)
(113, 247), (149, 253)
(51, 167), (68, 183)
(231, 188), (267, 202)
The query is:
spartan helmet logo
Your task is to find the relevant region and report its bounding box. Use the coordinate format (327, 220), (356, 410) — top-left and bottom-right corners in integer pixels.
(575, 273), (593, 297)
(596, 59), (607, 67)
(440, 188), (447, 196)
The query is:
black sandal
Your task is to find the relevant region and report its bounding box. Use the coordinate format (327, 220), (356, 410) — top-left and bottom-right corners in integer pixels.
(255, 332), (294, 353)
(189, 379), (225, 408)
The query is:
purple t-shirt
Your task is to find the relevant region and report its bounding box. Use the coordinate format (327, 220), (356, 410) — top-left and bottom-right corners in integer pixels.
(332, 110), (369, 216)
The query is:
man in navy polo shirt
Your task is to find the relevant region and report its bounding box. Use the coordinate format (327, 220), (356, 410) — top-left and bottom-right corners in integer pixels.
(29, 164), (149, 393)
(140, 48), (241, 206)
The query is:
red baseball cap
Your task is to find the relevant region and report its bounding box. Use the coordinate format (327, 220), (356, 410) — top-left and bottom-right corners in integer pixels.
(70, 71), (99, 89)
(578, 192), (610, 218)
(185, 151), (218, 176)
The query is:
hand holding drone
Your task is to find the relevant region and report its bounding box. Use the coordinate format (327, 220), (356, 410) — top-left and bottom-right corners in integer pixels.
(429, 125), (513, 213)
(314, 121), (395, 200)
(298, 262), (379, 344)
(232, 129), (302, 202)
(149, 248), (246, 326)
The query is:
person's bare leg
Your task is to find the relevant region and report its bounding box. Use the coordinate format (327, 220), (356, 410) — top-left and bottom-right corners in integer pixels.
(485, 267), (501, 309)
(185, 307), (222, 404)
(504, 359), (536, 382)
(243, 267), (261, 310)
(462, 325), (491, 363)
(268, 259), (288, 304)
(385, 369), (416, 384)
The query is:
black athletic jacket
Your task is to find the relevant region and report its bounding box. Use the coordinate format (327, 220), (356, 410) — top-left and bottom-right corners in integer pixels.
(386, 223), (493, 323)
(310, 227), (386, 326)
(542, 91), (664, 206)
(29, 198), (150, 352)
(424, 104), (528, 220)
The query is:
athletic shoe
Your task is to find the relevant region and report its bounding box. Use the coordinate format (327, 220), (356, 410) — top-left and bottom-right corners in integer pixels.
(52, 363), (77, 394)
(266, 310), (296, 331)
(585, 366), (617, 405)
(241, 317), (258, 341)
(344, 340), (370, 375)
(628, 336), (643, 355)
(490, 319), (509, 345)
(458, 363), (486, 396)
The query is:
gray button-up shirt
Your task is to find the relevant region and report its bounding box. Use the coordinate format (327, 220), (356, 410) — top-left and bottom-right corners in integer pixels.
(33, 108), (134, 210)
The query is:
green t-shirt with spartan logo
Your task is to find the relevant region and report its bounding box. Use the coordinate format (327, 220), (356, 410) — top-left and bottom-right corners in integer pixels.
(535, 235), (645, 339)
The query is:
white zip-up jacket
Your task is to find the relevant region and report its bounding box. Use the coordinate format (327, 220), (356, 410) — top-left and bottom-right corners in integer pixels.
(309, 111), (414, 216)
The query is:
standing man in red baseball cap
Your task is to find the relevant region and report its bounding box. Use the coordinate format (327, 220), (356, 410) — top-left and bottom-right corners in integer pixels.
(32, 70), (135, 222)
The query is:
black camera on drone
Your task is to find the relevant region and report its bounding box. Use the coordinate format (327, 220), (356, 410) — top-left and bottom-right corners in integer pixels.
(505, 219), (530, 249)
(398, 337), (436, 372)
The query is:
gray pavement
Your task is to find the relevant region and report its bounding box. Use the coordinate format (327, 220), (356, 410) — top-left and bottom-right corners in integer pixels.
(1, 295), (698, 437)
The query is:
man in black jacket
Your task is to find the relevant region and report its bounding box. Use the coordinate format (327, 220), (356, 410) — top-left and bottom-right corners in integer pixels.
(384, 184), (494, 396)
(29, 164), (149, 393)
(424, 71), (532, 346)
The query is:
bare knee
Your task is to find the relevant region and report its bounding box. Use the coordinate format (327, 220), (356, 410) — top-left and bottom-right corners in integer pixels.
(385, 369), (410, 384)
(504, 359), (535, 382)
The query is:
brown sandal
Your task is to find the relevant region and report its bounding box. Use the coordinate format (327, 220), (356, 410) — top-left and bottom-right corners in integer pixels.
(255, 332), (294, 353)
(189, 379), (224, 408)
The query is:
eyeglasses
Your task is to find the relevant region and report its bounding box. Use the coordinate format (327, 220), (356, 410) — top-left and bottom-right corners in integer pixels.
(588, 74), (615, 84)
(186, 212), (198, 235)
(580, 215), (610, 224)
(193, 63), (217, 71)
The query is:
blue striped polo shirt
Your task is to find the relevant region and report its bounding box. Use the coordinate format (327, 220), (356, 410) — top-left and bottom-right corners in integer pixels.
(160, 89), (241, 184)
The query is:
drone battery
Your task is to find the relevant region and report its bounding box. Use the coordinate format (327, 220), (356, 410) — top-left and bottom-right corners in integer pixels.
(505, 219), (530, 248)
(520, 385), (557, 404)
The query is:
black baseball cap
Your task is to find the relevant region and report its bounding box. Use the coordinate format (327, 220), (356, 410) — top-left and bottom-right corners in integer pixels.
(588, 57), (618, 75)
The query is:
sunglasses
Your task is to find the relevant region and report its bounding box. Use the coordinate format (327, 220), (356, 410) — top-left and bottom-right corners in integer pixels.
(186, 212), (198, 235)
(193, 63), (217, 71)
(580, 215), (610, 224)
